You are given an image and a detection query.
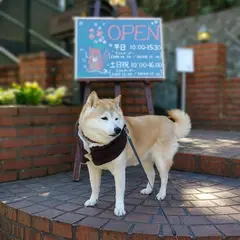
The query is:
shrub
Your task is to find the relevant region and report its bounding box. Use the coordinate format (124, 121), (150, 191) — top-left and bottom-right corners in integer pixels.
(45, 86), (67, 106)
(12, 82), (44, 105)
(0, 88), (16, 105)
(0, 82), (68, 106)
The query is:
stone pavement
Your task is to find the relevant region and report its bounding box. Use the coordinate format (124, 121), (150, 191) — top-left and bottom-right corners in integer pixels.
(0, 167), (240, 239)
(179, 129), (240, 158)
(172, 129), (240, 177)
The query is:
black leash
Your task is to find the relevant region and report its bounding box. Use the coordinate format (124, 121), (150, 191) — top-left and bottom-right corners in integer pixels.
(124, 126), (178, 238)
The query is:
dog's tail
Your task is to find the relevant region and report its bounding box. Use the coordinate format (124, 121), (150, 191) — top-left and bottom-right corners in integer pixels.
(168, 109), (191, 139)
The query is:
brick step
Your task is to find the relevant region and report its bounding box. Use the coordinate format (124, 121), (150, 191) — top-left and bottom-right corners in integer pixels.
(0, 168), (239, 240)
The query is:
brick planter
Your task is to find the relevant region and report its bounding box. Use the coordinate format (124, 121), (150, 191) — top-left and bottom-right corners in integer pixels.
(0, 106), (80, 183)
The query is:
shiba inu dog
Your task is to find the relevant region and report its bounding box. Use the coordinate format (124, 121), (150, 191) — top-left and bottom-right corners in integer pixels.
(78, 91), (191, 217)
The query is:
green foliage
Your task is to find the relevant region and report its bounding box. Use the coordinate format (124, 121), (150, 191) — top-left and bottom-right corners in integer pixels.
(12, 82), (44, 105)
(0, 82), (68, 106)
(199, 6), (213, 15)
(44, 86), (68, 106)
(140, 0), (240, 21)
(0, 88), (16, 105)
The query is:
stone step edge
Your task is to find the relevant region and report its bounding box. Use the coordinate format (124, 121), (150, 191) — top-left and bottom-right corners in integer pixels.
(0, 202), (236, 239)
(81, 152), (239, 178)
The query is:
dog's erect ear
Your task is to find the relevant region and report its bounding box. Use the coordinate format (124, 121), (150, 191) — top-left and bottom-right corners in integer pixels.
(87, 91), (99, 108)
(113, 95), (121, 108)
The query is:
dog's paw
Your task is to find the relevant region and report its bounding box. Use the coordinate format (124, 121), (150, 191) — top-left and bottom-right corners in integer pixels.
(156, 191), (166, 200)
(114, 205), (126, 217)
(140, 188), (152, 195)
(84, 199), (97, 207)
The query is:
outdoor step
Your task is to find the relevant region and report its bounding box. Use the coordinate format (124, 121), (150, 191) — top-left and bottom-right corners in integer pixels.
(0, 168), (239, 239)
(173, 130), (240, 177)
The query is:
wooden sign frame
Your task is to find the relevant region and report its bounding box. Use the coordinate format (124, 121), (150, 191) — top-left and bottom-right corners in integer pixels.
(73, 17), (165, 81)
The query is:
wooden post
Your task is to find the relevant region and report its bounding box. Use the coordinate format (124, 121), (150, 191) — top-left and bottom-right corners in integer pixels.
(144, 81), (154, 115)
(114, 82), (121, 96)
(84, 82), (91, 103)
(114, 82), (121, 106)
(72, 82), (91, 181)
(72, 122), (83, 181)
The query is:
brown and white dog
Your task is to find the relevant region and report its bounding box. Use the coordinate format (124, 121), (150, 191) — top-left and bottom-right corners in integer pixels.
(78, 91), (191, 216)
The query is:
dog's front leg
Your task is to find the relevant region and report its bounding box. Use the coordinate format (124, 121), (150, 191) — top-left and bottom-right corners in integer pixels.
(110, 165), (126, 217)
(84, 161), (102, 207)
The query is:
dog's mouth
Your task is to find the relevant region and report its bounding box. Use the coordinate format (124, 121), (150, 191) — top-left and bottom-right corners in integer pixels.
(109, 133), (119, 137)
(109, 130), (122, 137)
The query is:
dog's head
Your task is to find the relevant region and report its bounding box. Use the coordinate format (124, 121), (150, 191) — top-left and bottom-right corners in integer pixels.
(78, 91), (124, 144)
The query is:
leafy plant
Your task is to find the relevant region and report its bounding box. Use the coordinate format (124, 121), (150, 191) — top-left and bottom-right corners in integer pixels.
(45, 86), (67, 106)
(0, 88), (16, 105)
(0, 83), (68, 106)
(11, 82), (44, 105)
(140, 0), (240, 21)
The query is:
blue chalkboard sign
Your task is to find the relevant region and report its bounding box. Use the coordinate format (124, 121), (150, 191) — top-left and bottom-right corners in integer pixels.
(73, 17), (165, 80)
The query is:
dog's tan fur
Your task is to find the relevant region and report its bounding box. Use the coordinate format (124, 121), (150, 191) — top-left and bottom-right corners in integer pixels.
(78, 91), (191, 216)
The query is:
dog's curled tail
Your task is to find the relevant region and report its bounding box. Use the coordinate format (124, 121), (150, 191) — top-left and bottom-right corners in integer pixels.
(168, 109), (191, 139)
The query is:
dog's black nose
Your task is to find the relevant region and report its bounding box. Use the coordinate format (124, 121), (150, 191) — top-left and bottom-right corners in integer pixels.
(114, 127), (121, 135)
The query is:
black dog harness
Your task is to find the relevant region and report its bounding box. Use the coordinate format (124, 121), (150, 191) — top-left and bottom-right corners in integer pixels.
(81, 125), (128, 166)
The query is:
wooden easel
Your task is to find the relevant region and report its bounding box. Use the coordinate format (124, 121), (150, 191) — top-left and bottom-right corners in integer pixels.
(72, 80), (154, 181)
(72, 0), (159, 181)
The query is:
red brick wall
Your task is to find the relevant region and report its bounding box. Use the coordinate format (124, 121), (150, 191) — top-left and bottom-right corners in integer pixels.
(55, 58), (73, 89)
(0, 106), (80, 183)
(186, 43), (240, 130)
(222, 78), (240, 130)
(91, 82), (149, 116)
(0, 64), (19, 86)
(19, 52), (58, 88)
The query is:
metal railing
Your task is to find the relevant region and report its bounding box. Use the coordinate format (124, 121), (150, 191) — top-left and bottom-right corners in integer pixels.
(0, 46), (20, 63)
(0, 10), (72, 58)
(36, 0), (62, 13)
(36, 0), (76, 12)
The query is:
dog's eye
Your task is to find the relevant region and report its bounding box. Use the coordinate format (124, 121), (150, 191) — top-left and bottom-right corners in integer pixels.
(115, 118), (118, 121)
(101, 117), (108, 120)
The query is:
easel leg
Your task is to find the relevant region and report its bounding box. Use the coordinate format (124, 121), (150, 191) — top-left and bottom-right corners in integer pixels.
(84, 82), (91, 103)
(114, 82), (121, 97)
(72, 139), (83, 181)
(144, 82), (154, 115)
(72, 82), (91, 181)
(114, 82), (121, 108)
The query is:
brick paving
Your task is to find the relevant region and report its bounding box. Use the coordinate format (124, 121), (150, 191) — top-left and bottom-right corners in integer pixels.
(173, 129), (240, 177)
(0, 167), (240, 238)
(179, 129), (240, 158)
